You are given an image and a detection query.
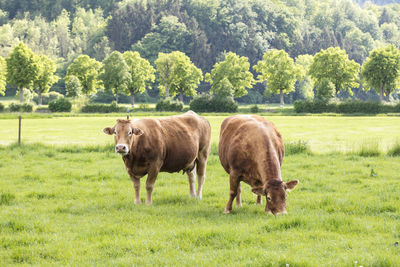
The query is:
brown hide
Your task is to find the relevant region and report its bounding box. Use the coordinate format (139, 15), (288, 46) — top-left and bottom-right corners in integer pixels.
(104, 111), (211, 204)
(218, 115), (298, 215)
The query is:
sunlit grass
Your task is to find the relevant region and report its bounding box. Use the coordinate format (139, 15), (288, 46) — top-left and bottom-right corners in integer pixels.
(0, 144), (399, 265)
(1, 115), (400, 153)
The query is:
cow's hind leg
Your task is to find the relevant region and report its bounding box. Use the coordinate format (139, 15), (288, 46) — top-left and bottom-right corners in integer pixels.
(187, 169), (196, 198)
(196, 148), (209, 199)
(145, 168), (159, 205)
(236, 183), (242, 207)
(224, 172), (240, 214)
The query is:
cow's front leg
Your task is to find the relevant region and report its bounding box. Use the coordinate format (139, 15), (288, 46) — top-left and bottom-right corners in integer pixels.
(132, 177), (141, 204)
(145, 169), (159, 205)
(127, 168), (141, 204)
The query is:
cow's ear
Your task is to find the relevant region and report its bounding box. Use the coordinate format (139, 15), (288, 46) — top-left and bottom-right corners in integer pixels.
(103, 127), (114, 135)
(284, 180), (299, 191)
(132, 128), (144, 136)
(252, 186), (266, 196)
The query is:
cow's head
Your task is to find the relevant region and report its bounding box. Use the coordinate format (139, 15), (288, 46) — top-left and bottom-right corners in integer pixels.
(103, 119), (144, 155)
(252, 179), (298, 215)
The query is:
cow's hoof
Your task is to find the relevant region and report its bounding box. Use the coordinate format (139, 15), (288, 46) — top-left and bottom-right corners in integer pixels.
(134, 200), (141, 204)
(236, 203), (242, 208)
(223, 209), (231, 214)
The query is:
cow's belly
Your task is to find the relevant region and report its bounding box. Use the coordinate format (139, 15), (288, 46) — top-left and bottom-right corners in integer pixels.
(160, 149), (197, 173)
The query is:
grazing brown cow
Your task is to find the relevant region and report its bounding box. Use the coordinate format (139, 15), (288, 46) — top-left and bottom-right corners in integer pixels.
(103, 111), (211, 204)
(218, 115), (298, 215)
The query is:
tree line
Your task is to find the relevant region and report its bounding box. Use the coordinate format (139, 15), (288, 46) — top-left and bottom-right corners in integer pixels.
(2, 41), (400, 107)
(1, 0), (400, 104)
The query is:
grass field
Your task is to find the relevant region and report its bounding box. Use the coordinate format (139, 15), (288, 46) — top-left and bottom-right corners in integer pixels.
(1, 115), (400, 152)
(1, 114), (400, 266)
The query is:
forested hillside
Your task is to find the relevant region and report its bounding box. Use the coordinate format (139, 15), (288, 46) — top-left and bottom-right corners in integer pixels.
(1, 0), (400, 102)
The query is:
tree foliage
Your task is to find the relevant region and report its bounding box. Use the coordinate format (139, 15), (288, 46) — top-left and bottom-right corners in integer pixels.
(6, 42), (39, 102)
(123, 51), (155, 106)
(0, 55), (6, 95)
(361, 44), (400, 102)
(65, 75), (81, 98)
(155, 51), (202, 101)
(99, 51), (131, 104)
(33, 55), (59, 105)
(205, 52), (254, 98)
(309, 47), (360, 96)
(254, 49), (302, 106)
(66, 55), (102, 96)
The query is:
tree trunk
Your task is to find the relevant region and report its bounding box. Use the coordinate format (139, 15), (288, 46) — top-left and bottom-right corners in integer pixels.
(19, 87), (23, 103)
(179, 90), (183, 102)
(38, 92), (42, 106)
(280, 89), (284, 108)
(380, 86), (384, 102)
(115, 93), (119, 104)
(165, 84), (170, 98)
(131, 93), (135, 107)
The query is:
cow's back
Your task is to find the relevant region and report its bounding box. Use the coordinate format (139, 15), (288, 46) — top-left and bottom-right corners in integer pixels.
(219, 115), (284, 185)
(132, 111), (211, 173)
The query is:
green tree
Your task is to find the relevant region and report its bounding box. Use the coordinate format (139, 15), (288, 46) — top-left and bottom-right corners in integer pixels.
(254, 49), (302, 107)
(316, 78), (335, 102)
(361, 45), (400, 102)
(33, 55), (59, 105)
(205, 52), (254, 98)
(132, 15), (192, 64)
(155, 51), (202, 101)
(6, 42), (39, 103)
(66, 55), (102, 96)
(65, 75), (82, 98)
(123, 51), (155, 107)
(0, 56), (6, 95)
(99, 51), (131, 104)
(309, 47), (360, 97)
(295, 54), (314, 100)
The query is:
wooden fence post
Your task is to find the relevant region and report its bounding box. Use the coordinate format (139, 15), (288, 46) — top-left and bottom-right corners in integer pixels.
(18, 115), (21, 145)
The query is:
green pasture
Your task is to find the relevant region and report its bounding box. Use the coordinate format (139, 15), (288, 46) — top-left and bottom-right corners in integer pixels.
(1, 115), (400, 152)
(0, 114), (400, 266)
(0, 143), (399, 266)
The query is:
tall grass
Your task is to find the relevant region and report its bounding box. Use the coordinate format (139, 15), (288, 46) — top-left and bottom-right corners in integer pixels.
(352, 140), (382, 157)
(388, 140), (400, 157)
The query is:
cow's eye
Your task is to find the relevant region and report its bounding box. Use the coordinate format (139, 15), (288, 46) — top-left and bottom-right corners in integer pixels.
(128, 130), (132, 136)
(267, 196), (272, 201)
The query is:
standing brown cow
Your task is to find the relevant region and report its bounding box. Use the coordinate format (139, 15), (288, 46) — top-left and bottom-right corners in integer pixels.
(103, 111), (211, 204)
(218, 115), (298, 215)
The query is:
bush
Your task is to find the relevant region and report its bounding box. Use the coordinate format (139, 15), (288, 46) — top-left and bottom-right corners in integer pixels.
(81, 102), (124, 113)
(156, 98), (183, 112)
(294, 100), (335, 113)
(48, 98), (72, 112)
(336, 101), (381, 114)
(250, 104), (259, 113)
(21, 103), (33, 112)
(8, 102), (33, 112)
(294, 100), (400, 114)
(90, 91), (131, 104)
(189, 94), (238, 113)
(33, 91), (64, 105)
(8, 102), (20, 112)
(0, 102), (4, 112)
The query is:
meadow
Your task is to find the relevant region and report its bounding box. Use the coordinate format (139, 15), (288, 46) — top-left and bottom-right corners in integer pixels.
(1, 113), (400, 266)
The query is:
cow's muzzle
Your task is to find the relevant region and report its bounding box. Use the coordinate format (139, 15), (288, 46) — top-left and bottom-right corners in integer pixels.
(115, 144), (129, 155)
